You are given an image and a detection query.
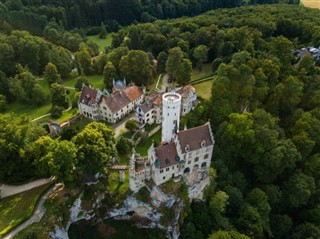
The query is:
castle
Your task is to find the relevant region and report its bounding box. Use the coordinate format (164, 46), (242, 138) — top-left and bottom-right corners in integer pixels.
(135, 84), (197, 125)
(129, 92), (214, 192)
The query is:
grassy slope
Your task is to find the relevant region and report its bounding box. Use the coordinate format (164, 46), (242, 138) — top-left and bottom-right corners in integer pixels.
(0, 183), (52, 236)
(191, 64), (213, 100)
(135, 130), (161, 156)
(87, 34), (112, 52)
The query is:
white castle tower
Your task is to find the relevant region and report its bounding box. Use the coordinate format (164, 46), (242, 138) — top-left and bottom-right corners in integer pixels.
(162, 92), (181, 143)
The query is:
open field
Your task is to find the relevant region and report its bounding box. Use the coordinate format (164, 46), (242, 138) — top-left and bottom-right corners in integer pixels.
(190, 64), (212, 82)
(64, 74), (104, 89)
(194, 80), (213, 100)
(87, 34), (113, 52)
(301, 0), (320, 8)
(0, 183), (52, 236)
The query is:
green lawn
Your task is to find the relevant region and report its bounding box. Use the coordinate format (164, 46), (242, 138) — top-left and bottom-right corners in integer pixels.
(0, 183), (52, 236)
(107, 171), (129, 201)
(194, 79), (214, 100)
(135, 130), (161, 156)
(87, 34), (112, 52)
(190, 64), (213, 82)
(64, 74), (104, 90)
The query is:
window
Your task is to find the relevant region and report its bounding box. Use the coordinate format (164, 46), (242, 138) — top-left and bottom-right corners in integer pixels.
(188, 160), (191, 165)
(204, 154), (209, 159)
(166, 168), (169, 172)
(103, 106), (107, 110)
(195, 157), (199, 163)
(168, 113), (169, 116)
(160, 169), (163, 174)
(163, 176), (166, 180)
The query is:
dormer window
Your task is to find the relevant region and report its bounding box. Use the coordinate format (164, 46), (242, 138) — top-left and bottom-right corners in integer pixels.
(201, 140), (206, 148)
(185, 144), (190, 152)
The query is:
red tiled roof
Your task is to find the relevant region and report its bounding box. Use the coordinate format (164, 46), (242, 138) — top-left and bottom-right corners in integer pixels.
(79, 86), (98, 105)
(124, 85), (143, 102)
(102, 91), (130, 113)
(155, 142), (180, 169)
(177, 123), (213, 153)
(176, 84), (196, 99)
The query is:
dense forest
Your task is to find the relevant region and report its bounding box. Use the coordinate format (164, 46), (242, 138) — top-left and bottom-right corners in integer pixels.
(1, 2), (320, 239)
(0, 0), (298, 34)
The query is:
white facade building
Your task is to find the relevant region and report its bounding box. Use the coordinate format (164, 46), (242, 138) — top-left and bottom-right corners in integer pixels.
(78, 84), (144, 123)
(129, 91), (214, 192)
(135, 85), (197, 126)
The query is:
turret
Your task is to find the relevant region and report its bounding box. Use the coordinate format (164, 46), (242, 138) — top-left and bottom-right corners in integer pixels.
(161, 92), (181, 143)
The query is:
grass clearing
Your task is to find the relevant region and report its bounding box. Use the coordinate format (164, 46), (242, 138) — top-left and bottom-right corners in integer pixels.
(64, 74), (104, 89)
(300, 0), (320, 9)
(194, 79), (214, 100)
(190, 64), (212, 82)
(107, 171), (129, 201)
(87, 34), (113, 52)
(0, 183), (52, 236)
(135, 130), (161, 156)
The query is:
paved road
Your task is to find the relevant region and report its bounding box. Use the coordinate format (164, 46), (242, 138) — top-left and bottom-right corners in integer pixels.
(0, 177), (53, 198)
(3, 184), (59, 239)
(112, 112), (135, 137)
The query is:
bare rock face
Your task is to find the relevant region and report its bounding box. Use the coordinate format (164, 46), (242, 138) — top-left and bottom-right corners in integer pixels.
(184, 168), (211, 200)
(49, 197), (94, 239)
(150, 186), (176, 208)
(109, 196), (162, 224)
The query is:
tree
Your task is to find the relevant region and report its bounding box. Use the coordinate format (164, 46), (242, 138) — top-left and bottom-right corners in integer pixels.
(157, 51), (168, 73)
(99, 22), (107, 39)
(103, 61), (117, 89)
(283, 171), (315, 208)
(193, 45), (208, 70)
(165, 47), (184, 82)
(209, 230), (250, 239)
(32, 136), (78, 185)
(44, 62), (61, 85)
(50, 105), (64, 119)
(237, 206), (264, 239)
(209, 191), (230, 228)
(119, 50), (152, 85)
(0, 113), (45, 182)
(72, 122), (116, 177)
(176, 58), (192, 85)
(10, 65), (45, 106)
(125, 119), (137, 132)
(49, 46), (72, 78)
(0, 94), (7, 112)
(116, 136), (131, 155)
(74, 76), (89, 91)
(75, 43), (92, 75)
(50, 83), (69, 109)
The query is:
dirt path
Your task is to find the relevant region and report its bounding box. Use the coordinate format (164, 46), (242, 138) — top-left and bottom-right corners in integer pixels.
(0, 177), (54, 198)
(3, 183), (59, 239)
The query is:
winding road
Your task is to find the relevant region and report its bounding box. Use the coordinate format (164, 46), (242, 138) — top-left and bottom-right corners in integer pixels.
(3, 183), (59, 239)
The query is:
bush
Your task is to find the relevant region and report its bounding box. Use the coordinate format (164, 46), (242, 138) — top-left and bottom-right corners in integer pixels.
(116, 136), (131, 155)
(50, 106), (63, 119)
(125, 119), (137, 132)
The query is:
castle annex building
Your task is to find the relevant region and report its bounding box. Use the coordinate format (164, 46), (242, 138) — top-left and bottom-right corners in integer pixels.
(129, 92), (214, 192)
(78, 84), (144, 123)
